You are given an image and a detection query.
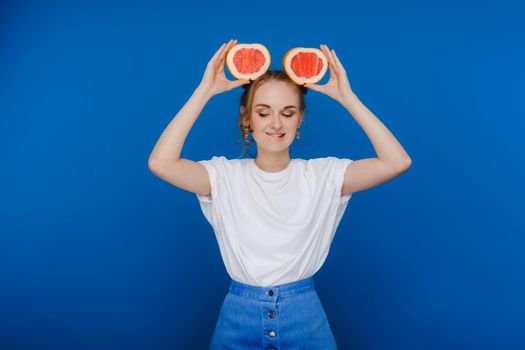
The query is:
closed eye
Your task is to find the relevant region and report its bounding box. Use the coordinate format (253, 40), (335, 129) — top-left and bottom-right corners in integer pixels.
(258, 113), (294, 118)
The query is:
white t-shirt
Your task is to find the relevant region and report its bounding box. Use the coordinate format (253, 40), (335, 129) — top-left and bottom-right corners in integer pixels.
(195, 155), (353, 287)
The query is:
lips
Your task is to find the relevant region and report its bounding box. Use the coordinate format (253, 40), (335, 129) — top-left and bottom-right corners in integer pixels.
(266, 132), (285, 138)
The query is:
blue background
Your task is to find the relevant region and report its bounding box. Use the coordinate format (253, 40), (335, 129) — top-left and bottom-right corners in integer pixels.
(1, 0), (524, 349)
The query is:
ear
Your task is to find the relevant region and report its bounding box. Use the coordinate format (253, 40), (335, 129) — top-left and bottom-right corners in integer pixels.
(240, 106), (246, 114)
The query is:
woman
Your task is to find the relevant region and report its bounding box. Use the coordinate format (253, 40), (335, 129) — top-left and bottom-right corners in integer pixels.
(149, 39), (412, 349)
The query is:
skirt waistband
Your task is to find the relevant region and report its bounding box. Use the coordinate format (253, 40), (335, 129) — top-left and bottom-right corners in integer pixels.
(228, 276), (316, 300)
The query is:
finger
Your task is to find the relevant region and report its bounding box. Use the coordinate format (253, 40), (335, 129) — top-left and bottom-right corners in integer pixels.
(219, 39), (237, 63)
(332, 49), (344, 70)
(207, 45), (225, 68)
(304, 83), (322, 92)
(324, 47), (337, 76)
(331, 49), (341, 70)
(210, 42), (227, 62)
(321, 44), (336, 70)
(211, 39), (233, 67)
(327, 47), (338, 70)
(323, 51), (337, 78)
(231, 79), (251, 89)
(319, 44), (329, 64)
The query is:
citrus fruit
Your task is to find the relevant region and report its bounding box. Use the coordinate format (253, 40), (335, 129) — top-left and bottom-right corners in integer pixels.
(225, 43), (271, 81)
(282, 47), (328, 85)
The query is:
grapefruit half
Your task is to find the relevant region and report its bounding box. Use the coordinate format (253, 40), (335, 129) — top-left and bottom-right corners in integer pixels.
(282, 47), (328, 85)
(225, 43), (271, 81)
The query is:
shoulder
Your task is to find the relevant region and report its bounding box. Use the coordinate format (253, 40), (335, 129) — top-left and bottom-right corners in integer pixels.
(299, 156), (346, 168)
(297, 156), (353, 177)
(198, 155), (247, 173)
(199, 155), (243, 164)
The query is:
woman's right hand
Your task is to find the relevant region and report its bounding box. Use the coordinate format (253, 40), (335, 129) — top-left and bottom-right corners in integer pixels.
(198, 39), (251, 99)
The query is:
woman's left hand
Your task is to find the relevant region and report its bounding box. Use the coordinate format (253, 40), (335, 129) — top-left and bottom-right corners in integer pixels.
(304, 44), (355, 104)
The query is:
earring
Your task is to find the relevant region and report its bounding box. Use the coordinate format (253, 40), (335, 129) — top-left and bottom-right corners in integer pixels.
(295, 129), (300, 140)
(243, 124), (252, 134)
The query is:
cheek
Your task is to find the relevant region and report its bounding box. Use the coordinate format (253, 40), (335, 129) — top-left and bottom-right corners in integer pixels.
(253, 118), (268, 129)
(287, 119), (299, 128)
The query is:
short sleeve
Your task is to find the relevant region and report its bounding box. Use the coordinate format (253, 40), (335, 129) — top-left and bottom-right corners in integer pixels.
(195, 155), (224, 203)
(195, 156), (227, 227)
(307, 156), (354, 207)
(330, 157), (354, 206)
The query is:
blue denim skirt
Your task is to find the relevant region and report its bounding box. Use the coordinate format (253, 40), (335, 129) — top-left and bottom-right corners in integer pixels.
(209, 276), (338, 349)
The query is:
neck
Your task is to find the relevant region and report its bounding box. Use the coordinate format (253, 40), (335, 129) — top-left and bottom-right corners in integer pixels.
(254, 150), (291, 172)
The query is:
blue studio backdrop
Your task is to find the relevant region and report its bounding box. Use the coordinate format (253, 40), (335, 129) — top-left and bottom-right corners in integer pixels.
(1, 0), (524, 349)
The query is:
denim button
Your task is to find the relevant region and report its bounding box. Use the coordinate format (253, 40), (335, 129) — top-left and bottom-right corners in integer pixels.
(268, 330), (276, 337)
(268, 289), (274, 296)
(268, 310), (276, 318)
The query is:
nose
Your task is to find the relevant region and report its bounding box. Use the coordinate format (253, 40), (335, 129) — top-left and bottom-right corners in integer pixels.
(270, 115), (284, 129)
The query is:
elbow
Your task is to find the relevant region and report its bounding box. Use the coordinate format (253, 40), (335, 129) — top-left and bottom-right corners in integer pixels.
(382, 157), (412, 174)
(148, 157), (164, 174)
(397, 157), (412, 173)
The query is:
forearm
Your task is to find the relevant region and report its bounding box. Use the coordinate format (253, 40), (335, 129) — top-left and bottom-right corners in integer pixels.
(340, 93), (412, 170)
(148, 84), (211, 168)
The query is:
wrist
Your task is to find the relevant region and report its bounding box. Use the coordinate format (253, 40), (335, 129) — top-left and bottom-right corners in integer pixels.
(195, 84), (214, 101)
(340, 91), (358, 106)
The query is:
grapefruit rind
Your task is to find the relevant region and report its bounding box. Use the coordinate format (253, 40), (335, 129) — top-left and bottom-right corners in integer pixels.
(225, 43), (271, 81)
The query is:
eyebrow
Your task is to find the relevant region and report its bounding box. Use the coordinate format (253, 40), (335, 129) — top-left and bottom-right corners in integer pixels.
(255, 104), (297, 109)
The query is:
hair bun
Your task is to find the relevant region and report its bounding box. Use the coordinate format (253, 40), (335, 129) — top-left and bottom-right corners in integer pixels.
(241, 81), (253, 90)
(299, 84), (308, 95)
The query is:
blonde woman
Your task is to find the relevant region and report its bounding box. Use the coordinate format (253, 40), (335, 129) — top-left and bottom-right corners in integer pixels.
(149, 39), (412, 349)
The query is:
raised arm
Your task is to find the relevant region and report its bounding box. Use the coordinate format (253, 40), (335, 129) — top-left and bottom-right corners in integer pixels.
(148, 84), (210, 171)
(338, 92), (412, 194)
(148, 39), (249, 196)
(305, 44), (412, 194)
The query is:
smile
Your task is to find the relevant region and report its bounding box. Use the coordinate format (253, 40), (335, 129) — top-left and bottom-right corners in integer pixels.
(266, 132), (286, 139)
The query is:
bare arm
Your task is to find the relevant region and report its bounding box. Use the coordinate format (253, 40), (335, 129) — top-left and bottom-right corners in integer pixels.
(147, 84), (211, 172)
(148, 39), (249, 197)
(339, 92), (412, 194)
(341, 93), (412, 171)
(147, 85), (212, 197)
(305, 44), (411, 195)
(148, 38), (248, 173)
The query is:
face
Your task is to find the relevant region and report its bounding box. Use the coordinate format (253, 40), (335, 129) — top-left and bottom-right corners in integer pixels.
(242, 80), (304, 153)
